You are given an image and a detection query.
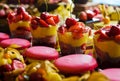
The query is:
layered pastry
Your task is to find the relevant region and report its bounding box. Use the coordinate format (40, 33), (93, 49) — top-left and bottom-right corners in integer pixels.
(58, 18), (91, 56)
(31, 12), (60, 48)
(7, 7), (32, 41)
(0, 47), (26, 81)
(94, 24), (120, 69)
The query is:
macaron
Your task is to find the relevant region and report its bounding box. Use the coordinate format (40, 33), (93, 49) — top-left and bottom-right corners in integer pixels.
(23, 46), (59, 60)
(54, 54), (97, 74)
(0, 32), (10, 42)
(0, 38), (31, 49)
(100, 68), (120, 81)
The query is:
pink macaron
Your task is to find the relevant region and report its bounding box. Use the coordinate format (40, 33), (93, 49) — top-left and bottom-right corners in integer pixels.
(54, 54), (98, 74)
(100, 68), (120, 81)
(0, 32), (10, 42)
(23, 46), (59, 60)
(0, 38), (31, 49)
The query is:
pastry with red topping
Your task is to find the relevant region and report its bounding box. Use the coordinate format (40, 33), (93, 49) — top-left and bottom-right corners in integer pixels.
(31, 12), (60, 48)
(7, 7), (32, 41)
(94, 24), (120, 69)
(58, 18), (91, 56)
(0, 47), (26, 81)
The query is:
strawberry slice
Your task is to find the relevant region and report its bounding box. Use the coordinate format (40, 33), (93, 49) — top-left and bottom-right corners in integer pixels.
(12, 60), (25, 70)
(39, 19), (49, 27)
(40, 12), (50, 20)
(58, 25), (67, 34)
(46, 17), (56, 26)
(52, 15), (60, 24)
(65, 18), (77, 28)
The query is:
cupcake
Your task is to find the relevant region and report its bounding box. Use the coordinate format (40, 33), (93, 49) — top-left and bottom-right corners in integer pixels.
(31, 12), (60, 48)
(94, 24), (120, 69)
(58, 18), (91, 56)
(0, 32), (10, 42)
(16, 46), (62, 81)
(0, 47), (26, 81)
(54, 54), (98, 80)
(7, 7), (32, 41)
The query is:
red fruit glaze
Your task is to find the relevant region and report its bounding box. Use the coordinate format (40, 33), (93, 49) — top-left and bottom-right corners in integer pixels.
(65, 18), (77, 28)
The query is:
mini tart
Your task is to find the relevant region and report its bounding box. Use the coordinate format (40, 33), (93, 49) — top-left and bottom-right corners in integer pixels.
(0, 47), (26, 81)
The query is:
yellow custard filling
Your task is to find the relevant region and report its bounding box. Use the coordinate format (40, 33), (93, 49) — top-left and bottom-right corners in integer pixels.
(94, 34), (120, 58)
(31, 25), (58, 38)
(9, 21), (30, 31)
(58, 32), (89, 47)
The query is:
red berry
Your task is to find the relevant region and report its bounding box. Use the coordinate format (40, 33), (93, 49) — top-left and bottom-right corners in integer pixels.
(52, 15), (60, 24)
(86, 10), (95, 20)
(40, 12), (50, 20)
(17, 7), (25, 14)
(46, 17), (56, 26)
(39, 19), (49, 27)
(108, 25), (120, 37)
(79, 11), (87, 21)
(93, 7), (100, 15)
(58, 25), (67, 34)
(65, 18), (77, 28)
(23, 12), (31, 21)
(12, 60), (25, 70)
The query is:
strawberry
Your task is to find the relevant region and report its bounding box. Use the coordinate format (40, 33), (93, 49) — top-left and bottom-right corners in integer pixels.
(12, 60), (25, 70)
(31, 20), (38, 29)
(15, 14), (23, 22)
(39, 19), (49, 27)
(58, 25), (67, 34)
(23, 12), (31, 21)
(52, 15), (60, 24)
(65, 18), (77, 28)
(40, 12), (50, 20)
(17, 7), (25, 15)
(46, 17), (56, 26)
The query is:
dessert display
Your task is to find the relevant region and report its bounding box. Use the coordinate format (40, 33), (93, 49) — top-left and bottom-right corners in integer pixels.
(0, 38), (31, 50)
(94, 24), (120, 69)
(0, 47), (26, 81)
(0, 32), (10, 42)
(58, 18), (91, 56)
(23, 46), (59, 63)
(31, 12), (60, 48)
(7, 7), (32, 41)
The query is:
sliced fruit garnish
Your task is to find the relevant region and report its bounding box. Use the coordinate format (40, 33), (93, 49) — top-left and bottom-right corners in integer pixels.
(12, 60), (25, 70)
(65, 18), (77, 28)
(23, 12), (32, 21)
(39, 19), (49, 27)
(58, 25), (67, 34)
(46, 17), (56, 26)
(52, 15), (59, 24)
(40, 12), (50, 20)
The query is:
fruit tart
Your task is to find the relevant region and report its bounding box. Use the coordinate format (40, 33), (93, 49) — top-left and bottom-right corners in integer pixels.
(0, 47), (26, 81)
(7, 7), (32, 41)
(58, 18), (91, 56)
(31, 12), (60, 48)
(94, 24), (120, 69)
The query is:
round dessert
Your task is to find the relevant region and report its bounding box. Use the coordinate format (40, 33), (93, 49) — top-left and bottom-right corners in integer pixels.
(31, 12), (60, 48)
(0, 47), (26, 81)
(7, 7), (32, 41)
(0, 38), (31, 49)
(0, 32), (10, 42)
(54, 54), (97, 75)
(100, 68), (120, 81)
(23, 46), (59, 61)
(94, 24), (120, 68)
(58, 18), (91, 56)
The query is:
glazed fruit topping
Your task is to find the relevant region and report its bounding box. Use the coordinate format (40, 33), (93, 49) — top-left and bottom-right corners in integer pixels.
(95, 25), (120, 41)
(7, 7), (31, 23)
(31, 12), (59, 29)
(65, 18), (77, 28)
